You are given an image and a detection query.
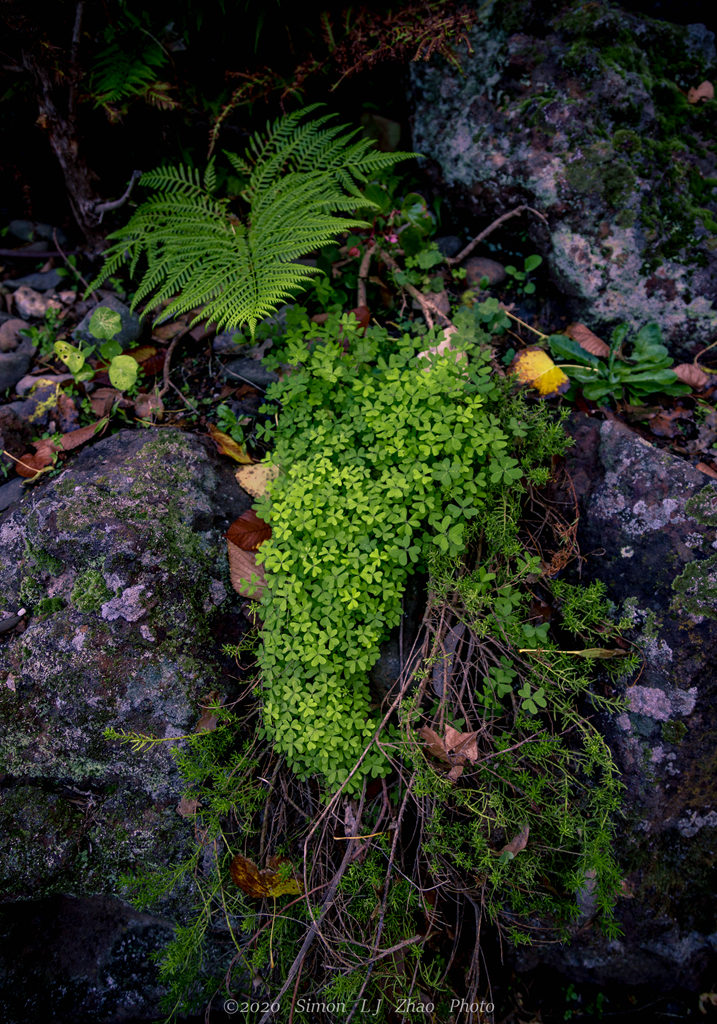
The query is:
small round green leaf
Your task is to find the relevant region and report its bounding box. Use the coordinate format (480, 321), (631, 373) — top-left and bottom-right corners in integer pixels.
(89, 307), (123, 341)
(108, 354), (138, 391)
(54, 340), (85, 374)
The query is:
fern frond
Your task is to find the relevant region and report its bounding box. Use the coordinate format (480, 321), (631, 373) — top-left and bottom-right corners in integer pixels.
(90, 36), (166, 107)
(91, 106), (415, 333)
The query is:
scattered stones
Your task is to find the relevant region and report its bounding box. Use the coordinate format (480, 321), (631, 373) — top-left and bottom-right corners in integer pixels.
(0, 338), (36, 394)
(0, 318), (28, 352)
(13, 285), (62, 320)
(4, 268), (64, 292)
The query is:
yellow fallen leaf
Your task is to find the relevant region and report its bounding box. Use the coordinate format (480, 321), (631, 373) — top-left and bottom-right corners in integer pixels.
(235, 462), (279, 499)
(230, 854), (301, 897)
(511, 346), (570, 398)
(208, 424), (253, 464)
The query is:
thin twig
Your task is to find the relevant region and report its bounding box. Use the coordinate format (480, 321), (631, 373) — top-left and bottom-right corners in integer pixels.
(95, 170), (142, 219)
(377, 250), (451, 329)
(52, 228), (97, 299)
(356, 246), (373, 309)
(158, 326), (194, 399)
(446, 205), (549, 266)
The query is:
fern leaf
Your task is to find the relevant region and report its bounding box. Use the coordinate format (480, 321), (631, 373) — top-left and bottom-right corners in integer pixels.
(91, 106), (415, 333)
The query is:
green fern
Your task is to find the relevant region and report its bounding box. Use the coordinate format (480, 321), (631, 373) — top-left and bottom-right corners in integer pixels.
(91, 105), (414, 334)
(90, 36), (167, 107)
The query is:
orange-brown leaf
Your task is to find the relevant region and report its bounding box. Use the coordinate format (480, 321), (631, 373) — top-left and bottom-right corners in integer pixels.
(133, 391), (164, 421)
(235, 462), (279, 499)
(229, 854), (301, 897)
(59, 416), (109, 451)
(444, 725), (480, 764)
(226, 510), (272, 551)
(673, 363), (710, 390)
(500, 824), (530, 858)
(176, 795), (200, 817)
(565, 322), (610, 358)
(696, 461), (717, 480)
(90, 387), (123, 417)
(511, 347), (570, 398)
(227, 540), (266, 599)
(688, 80), (714, 103)
(419, 726), (451, 763)
(14, 442), (58, 478)
(209, 424), (253, 464)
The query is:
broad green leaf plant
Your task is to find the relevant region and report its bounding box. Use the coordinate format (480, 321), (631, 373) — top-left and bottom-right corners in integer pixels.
(91, 105), (414, 334)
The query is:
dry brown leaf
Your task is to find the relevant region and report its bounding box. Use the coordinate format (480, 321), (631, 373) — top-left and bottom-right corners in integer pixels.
(565, 322), (610, 358)
(444, 725), (480, 764)
(208, 424), (253, 464)
(419, 726), (451, 763)
(153, 320), (189, 341)
(133, 391), (164, 421)
(59, 416), (109, 452)
(227, 540), (266, 599)
(673, 363), (710, 390)
(235, 462), (279, 499)
(696, 461), (717, 480)
(688, 80), (714, 104)
(500, 824), (530, 858)
(90, 387), (123, 417)
(196, 692), (220, 734)
(647, 407), (692, 438)
(14, 442), (58, 479)
(126, 344), (159, 365)
(226, 510), (272, 551)
(229, 853), (301, 898)
(176, 795), (200, 817)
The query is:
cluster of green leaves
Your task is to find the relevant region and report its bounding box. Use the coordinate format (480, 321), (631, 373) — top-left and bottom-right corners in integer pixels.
(549, 321), (690, 405)
(250, 305), (557, 792)
(53, 307), (139, 391)
(91, 105), (413, 334)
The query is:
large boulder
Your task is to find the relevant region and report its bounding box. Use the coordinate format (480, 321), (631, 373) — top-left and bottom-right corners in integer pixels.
(518, 416), (717, 989)
(0, 428), (250, 1021)
(410, 1), (717, 357)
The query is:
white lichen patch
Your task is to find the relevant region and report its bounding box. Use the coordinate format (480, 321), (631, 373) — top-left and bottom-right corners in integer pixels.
(71, 628), (88, 652)
(101, 584), (148, 622)
(139, 624), (156, 642)
(627, 684), (697, 720)
(677, 809), (717, 838)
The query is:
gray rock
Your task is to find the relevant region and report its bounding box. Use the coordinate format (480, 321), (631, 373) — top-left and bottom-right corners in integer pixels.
(410, 3), (717, 358)
(73, 294), (142, 351)
(221, 356), (279, 390)
(7, 221), (67, 245)
(0, 428), (251, 1017)
(517, 415), (717, 989)
(0, 337), (36, 394)
(0, 477), (25, 512)
(4, 269), (64, 292)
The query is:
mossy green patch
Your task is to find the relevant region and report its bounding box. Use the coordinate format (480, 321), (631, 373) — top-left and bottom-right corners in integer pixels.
(71, 569), (113, 613)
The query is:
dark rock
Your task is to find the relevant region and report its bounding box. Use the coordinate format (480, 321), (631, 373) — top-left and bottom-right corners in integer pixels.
(0, 477), (25, 512)
(7, 221), (67, 245)
(213, 330), (244, 355)
(73, 294), (142, 351)
(0, 319), (28, 353)
(410, 3), (717, 357)
(0, 429), (252, 1017)
(436, 235), (463, 258)
(0, 338), (35, 394)
(464, 256), (507, 288)
(4, 269), (64, 292)
(221, 356), (279, 390)
(517, 415), (717, 989)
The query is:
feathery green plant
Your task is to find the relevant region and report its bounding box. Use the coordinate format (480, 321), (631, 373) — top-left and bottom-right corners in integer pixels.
(91, 105), (414, 334)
